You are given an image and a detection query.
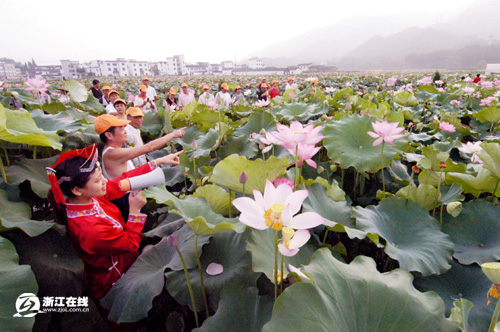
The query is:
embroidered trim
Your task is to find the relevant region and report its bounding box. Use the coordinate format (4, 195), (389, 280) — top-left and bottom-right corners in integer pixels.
(66, 199), (123, 229)
(128, 214), (147, 223)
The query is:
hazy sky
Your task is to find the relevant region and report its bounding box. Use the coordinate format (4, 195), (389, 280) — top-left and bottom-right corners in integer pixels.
(2, 0), (479, 65)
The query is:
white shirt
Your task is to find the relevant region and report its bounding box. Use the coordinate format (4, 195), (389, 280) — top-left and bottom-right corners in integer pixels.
(125, 124), (147, 167)
(178, 92), (195, 109)
(285, 83), (298, 90)
(146, 86), (157, 101)
(134, 95), (156, 112)
(215, 91), (232, 106)
(198, 92), (215, 106)
(105, 103), (116, 114)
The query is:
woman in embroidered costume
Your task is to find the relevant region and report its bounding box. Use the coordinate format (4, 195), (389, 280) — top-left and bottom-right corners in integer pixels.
(46, 144), (181, 327)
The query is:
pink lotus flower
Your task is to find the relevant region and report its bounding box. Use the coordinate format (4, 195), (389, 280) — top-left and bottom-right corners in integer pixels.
(208, 100), (218, 110)
(417, 76), (433, 86)
(127, 92), (135, 102)
(23, 78), (48, 95)
(273, 177), (294, 189)
(439, 122), (456, 133)
(386, 76), (398, 87)
(255, 99), (270, 107)
(15, 83), (21, 88)
(473, 93), (481, 98)
(480, 97), (496, 106)
(232, 180), (324, 231)
(450, 100), (462, 106)
(480, 81), (494, 89)
(367, 120), (405, 146)
(288, 143), (321, 168)
(289, 92), (295, 99)
(457, 141), (482, 163)
(437, 88), (446, 92)
(268, 121), (324, 151)
(278, 227), (310, 256)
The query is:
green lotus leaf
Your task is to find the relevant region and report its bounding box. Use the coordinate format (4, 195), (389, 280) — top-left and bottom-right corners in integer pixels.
(302, 184), (367, 240)
(165, 229), (258, 313)
(395, 184), (441, 210)
(141, 111), (163, 136)
(41, 101), (66, 115)
(263, 249), (457, 332)
(193, 283), (273, 332)
(446, 167), (500, 197)
(220, 135), (259, 159)
(210, 155), (289, 194)
(172, 127), (219, 159)
(171, 100), (199, 122)
(5, 156), (57, 198)
(303, 176), (346, 201)
(246, 227), (320, 282)
(394, 91), (419, 106)
(353, 197), (454, 276)
(413, 260), (493, 332)
(472, 106), (500, 124)
(233, 111), (276, 137)
(323, 114), (408, 173)
(388, 159), (411, 185)
(422, 145), (467, 172)
(440, 183), (465, 204)
(63, 80), (89, 103)
(0, 236), (38, 332)
(410, 132), (436, 143)
(170, 196), (245, 236)
(3, 228), (84, 299)
(31, 108), (82, 133)
(0, 105), (62, 150)
(283, 89), (299, 103)
(442, 200), (500, 265)
(190, 108), (229, 132)
(0, 189), (54, 237)
(277, 102), (319, 122)
(142, 184), (178, 206)
(192, 184), (235, 216)
(450, 299), (474, 332)
(476, 142), (500, 179)
(101, 225), (210, 323)
(71, 93), (105, 114)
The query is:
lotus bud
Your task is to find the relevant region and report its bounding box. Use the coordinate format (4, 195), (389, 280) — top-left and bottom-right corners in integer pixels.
(259, 128), (266, 135)
(446, 201), (462, 217)
(317, 166), (325, 174)
(482, 263), (500, 285)
(417, 157), (432, 170)
(411, 165), (421, 174)
(239, 171), (248, 184)
(191, 139), (198, 151)
(321, 114), (328, 121)
(330, 164), (337, 172)
(437, 152), (449, 162)
(167, 235), (180, 247)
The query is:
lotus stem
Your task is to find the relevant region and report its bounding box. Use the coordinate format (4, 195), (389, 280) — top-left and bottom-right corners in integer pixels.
(1, 141), (10, 167)
(194, 235), (210, 317)
(323, 230), (329, 245)
(175, 246), (199, 328)
(381, 142), (386, 193)
(493, 179), (500, 198)
(433, 168), (444, 218)
(242, 183), (245, 197)
(487, 296), (500, 332)
(0, 155), (7, 183)
(439, 204), (444, 231)
(33, 145), (37, 160)
(228, 189), (232, 218)
(360, 172), (365, 196)
(192, 158), (197, 191)
(280, 254), (285, 294)
(274, 229), (279, 300)
(294, 145), (299, 190)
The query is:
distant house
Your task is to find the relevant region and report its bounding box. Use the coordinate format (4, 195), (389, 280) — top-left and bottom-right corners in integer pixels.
(0, 62), (21, 80)
(286, 66), (302, 75)
(306, 65), (338, 73)
(486, 64), (500, 74)
(298, 63), (313, 71)
(233, 67), (285, 76)
(248, 57), (264, 69)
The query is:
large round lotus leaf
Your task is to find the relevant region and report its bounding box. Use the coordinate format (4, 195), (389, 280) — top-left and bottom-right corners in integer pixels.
(3, 229), (84, 298)
(395, 183), (441, 210)
(31, 108), (82, 133)
(302, 183), (367, 240)
(446, 167), (500, 197)
(0, 236), (38, 332)
(413, 260), (493, 332)
(192, 184), (235, 216)
(233, 111), (276, 137)
(263, 249), (457, 332)
(170, 196), (245, 236)
(394, 91), (419, 106)
(5, 156), (58, 198)
(353, 197), (454, 276)
(472, 106), (500, 124)
(63, 80), (89, 103)
(210, 154), (289, 195)
(0, 189), (54, 237)
(476, 142), (500, 179)
(276, 102), (320, 122)
(220, 135), (258, 159)
(193, 283), (273, 332)
(165, 229), (258, 313)
(0, 105), (62, 150)
(323, 114), (408, 173)
(442, 200), (500, 265)
(246, 227), (320, 282)
(141, 111), (163, 136)
(101, 225), (210, 323)
(190, 108), (230, 132)
(172, 127), (219, 159)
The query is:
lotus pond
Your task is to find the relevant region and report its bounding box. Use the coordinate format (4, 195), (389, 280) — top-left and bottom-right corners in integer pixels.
(1, 73), (500, 332)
